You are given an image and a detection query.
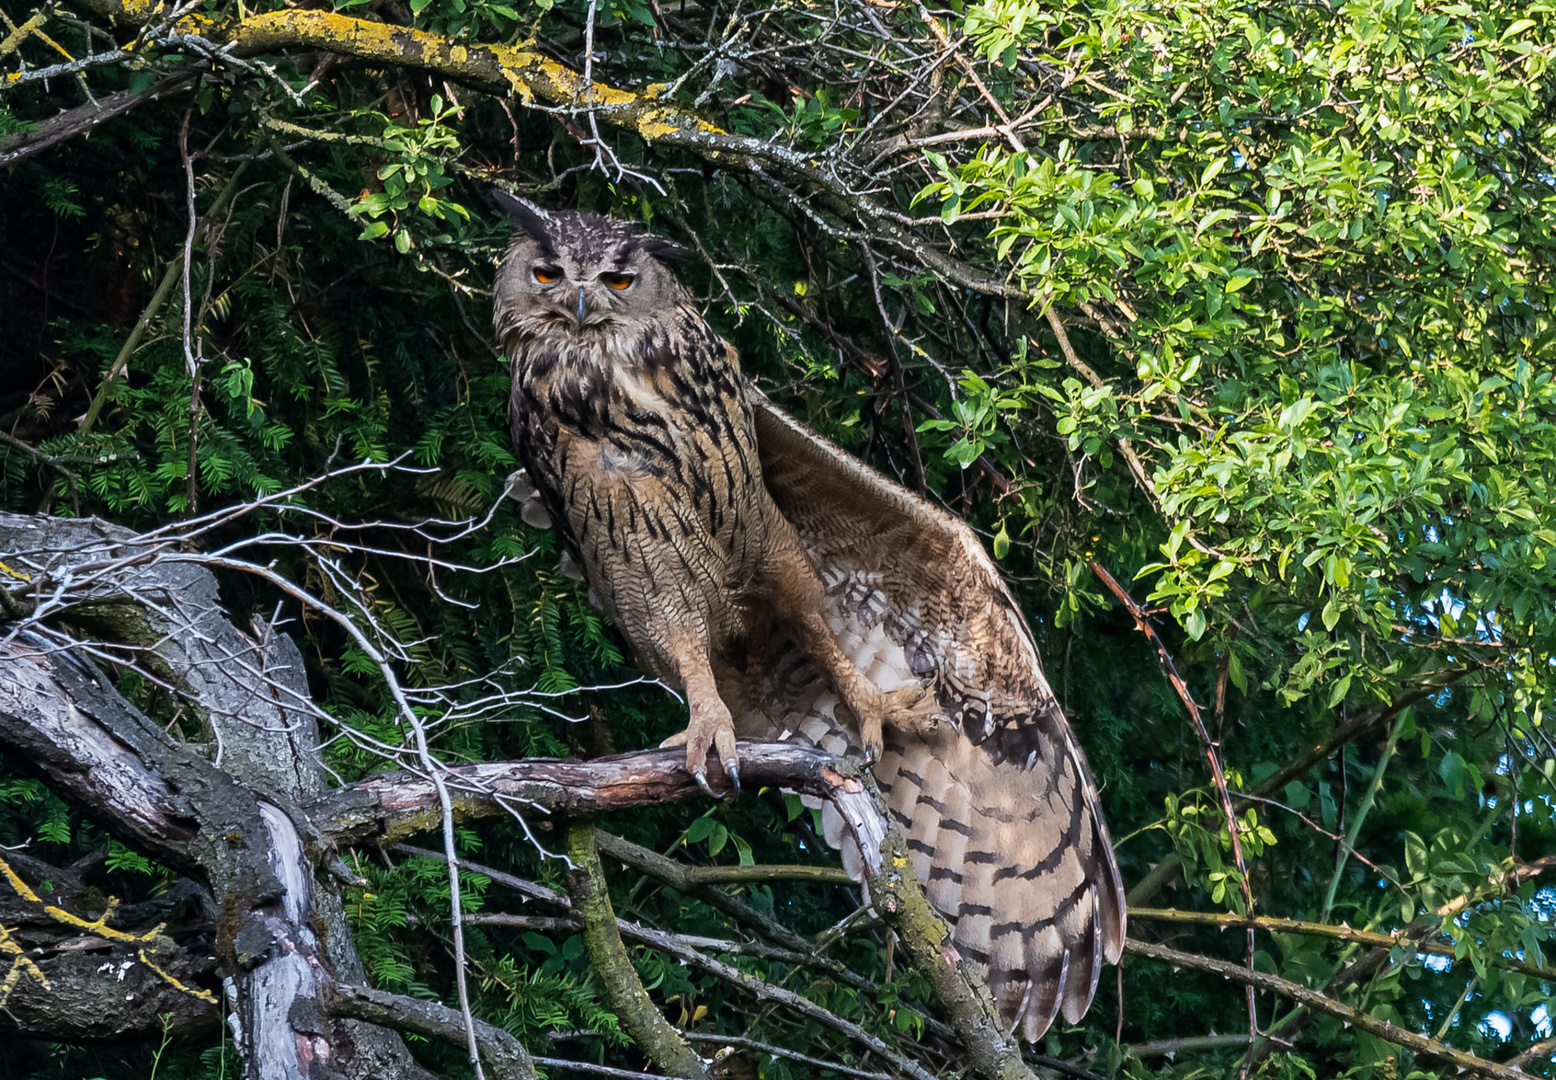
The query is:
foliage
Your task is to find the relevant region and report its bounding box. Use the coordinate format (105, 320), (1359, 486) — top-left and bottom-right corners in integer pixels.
(0, 0), (1553, 1075)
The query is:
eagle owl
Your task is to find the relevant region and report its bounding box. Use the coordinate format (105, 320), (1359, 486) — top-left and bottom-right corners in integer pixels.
(492, 194), (1125, 1040)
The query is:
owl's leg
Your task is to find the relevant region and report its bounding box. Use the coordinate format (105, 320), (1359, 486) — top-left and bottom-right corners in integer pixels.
(656, 634), (742, 797)
(784, 607), (934, 761)
(754, 517), (935, 761)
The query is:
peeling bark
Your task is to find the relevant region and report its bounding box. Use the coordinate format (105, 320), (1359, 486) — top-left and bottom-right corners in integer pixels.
(311, 742), (860, 846)
(0, 514), (432, 1080)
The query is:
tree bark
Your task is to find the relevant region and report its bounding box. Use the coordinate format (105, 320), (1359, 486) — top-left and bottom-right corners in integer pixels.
(0, 513), (433, 1080)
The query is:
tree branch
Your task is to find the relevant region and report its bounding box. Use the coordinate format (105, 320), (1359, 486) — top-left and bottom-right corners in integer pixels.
(0, 69), (195, 167)
(1125, 939), (1537, 1080)
(565, 818), (711, 1079)
(327, 982), (536, 1080)
(311, 742), (860, 847)
(72, 0), (1024, 303)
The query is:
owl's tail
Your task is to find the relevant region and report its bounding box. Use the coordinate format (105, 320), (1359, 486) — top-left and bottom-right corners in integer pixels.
(794, 702), (1124, 1042)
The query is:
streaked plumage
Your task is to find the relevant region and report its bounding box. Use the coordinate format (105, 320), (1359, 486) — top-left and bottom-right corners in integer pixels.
(492, 196), (1124, 1039)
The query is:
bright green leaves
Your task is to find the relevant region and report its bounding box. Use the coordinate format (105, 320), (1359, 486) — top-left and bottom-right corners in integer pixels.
(1164, 789), (1276, 914)
(764, 88), (861, 150)
(914, 368), (1022, 471)
(683, 805), (756, 865)
(925, 0), (1556, 718)
(350, 95), (472, 253)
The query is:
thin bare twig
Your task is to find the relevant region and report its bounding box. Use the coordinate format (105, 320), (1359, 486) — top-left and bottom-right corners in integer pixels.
(1089, 562), (1258, 1070)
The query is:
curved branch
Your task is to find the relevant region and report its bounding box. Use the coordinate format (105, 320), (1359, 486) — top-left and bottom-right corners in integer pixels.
(328, 982), (536, 1080)
(73, 0), (1023, 302)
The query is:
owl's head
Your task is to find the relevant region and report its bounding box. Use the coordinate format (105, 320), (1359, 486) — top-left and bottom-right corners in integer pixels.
(492, 192), (691, 343)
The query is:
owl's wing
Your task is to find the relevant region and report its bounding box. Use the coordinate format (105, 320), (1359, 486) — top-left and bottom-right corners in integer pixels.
(739, 384), (1126, 1041)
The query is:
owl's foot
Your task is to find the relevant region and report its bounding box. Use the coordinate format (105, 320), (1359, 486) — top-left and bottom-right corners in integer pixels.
(660, 699), (740, 797)
(848, 683), (942, 763)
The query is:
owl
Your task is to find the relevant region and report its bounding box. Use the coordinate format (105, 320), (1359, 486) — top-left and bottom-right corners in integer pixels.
(492, 194), (1125, 1040)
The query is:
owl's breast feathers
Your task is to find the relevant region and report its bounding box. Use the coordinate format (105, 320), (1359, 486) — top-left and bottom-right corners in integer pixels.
(506, 303), (763, 636)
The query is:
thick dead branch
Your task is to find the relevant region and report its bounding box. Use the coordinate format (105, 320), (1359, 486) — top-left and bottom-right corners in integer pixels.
(327, 982), (537, 1080)
(0, 853), (217, 1040)
(0, 513), (435, 1080)
(312, 742), (858, 847)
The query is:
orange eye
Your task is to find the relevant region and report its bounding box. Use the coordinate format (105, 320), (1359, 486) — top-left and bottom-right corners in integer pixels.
(600, 272), (634, 290)
(533, 266), (561, 284)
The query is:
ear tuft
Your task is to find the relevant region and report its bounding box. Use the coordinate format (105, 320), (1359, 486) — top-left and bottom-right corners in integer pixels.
(492, 190), (556, 256)
(637, 236), (692, 263)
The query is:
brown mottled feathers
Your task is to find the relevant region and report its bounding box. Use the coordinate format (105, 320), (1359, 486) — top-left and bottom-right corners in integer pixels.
(494, 206), (1124, 1039)
(742, 397), (1125, 1038)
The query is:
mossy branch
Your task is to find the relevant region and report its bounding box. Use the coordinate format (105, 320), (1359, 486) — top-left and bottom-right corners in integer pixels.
(70, 0), (1023, 301)
(858, 824), (1042, 1080)
(565, 818), (711, 1080)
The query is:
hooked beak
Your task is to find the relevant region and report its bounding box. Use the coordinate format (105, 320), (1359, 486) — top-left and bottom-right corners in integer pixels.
(575, 287), (588, 324)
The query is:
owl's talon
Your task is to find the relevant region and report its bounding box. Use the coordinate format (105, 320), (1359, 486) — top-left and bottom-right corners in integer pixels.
(727, 762), (741, 794)
(693, 769), (720, 800)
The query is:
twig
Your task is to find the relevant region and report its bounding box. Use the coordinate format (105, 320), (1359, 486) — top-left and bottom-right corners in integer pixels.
(78, 159), (250, 434)
(1124, 939), (1536, 1080)
(1318, 713), (1406, 923)
(1256, 677), (1468, 800)
(1129, 907), (1556, 982)
(0, 430), (79, 514)
(179, 108), (203, 515)
(594, 829), (844, 955)
(1089, 562), (1257, 1070)
(625, 915), (944, 1080)
(1506, 1037), (1556, 1072)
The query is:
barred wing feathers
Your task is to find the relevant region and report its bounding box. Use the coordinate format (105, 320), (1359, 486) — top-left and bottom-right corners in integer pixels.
(742, 388), (1126, 1041)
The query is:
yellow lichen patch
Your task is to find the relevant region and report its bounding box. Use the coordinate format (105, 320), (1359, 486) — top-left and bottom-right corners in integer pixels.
(0, 923), (51, 1008)
(96, 0), (736, 152)
(587, 81), (641, 108)
(138, 948), (218, 1005)
(538, 57), (586, 96)
(637, 118), (682, 141)
(503, 69), (537, 105)
(0, 852), (214, 1005)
